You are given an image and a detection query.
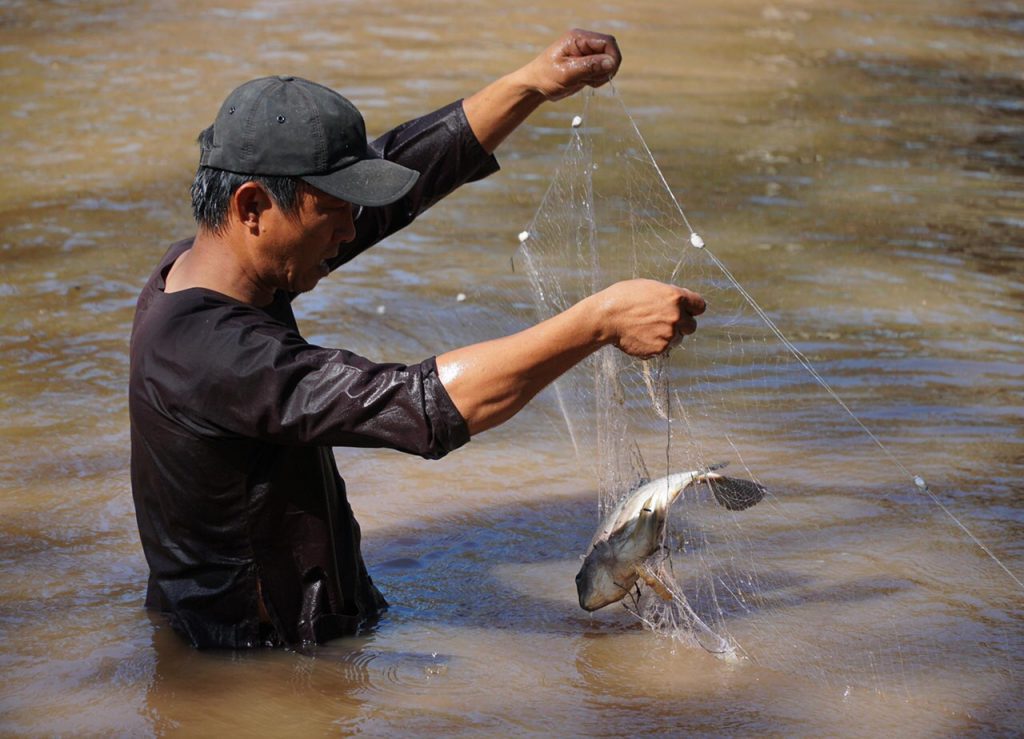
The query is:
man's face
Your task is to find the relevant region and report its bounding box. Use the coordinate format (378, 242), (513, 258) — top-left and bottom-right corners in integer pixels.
(255, 185), (358, 294)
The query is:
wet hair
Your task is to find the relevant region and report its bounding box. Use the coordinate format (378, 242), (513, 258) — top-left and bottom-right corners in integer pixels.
(190, 126), (303, 233)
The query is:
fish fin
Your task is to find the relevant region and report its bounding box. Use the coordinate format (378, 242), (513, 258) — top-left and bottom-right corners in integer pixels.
(636, 564), (674, 602)
(708, 476), (768, 511)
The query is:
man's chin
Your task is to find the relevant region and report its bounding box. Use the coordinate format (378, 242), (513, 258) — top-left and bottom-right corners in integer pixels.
(291, 265), (330, 294)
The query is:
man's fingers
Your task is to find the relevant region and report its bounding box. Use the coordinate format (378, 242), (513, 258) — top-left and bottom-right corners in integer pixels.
(558, 55), (617, 87)
(676, 313), (698, 336)
(667, 311), (698, 351)
(584, 33), (621, 70)
(576, 36), (611, 58)
(561, 29), (621, 76)
(566, 28), (619, 56)
(669, 287), (703, 348)
(679, 289), (706, 317)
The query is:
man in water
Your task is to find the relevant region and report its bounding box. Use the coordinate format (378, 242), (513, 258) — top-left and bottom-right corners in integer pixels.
(129, 29), (706, 648)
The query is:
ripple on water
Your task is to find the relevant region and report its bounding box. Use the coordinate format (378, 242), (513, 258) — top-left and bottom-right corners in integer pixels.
(295, 625), (579, 733)
(0, 0), (1021, 736)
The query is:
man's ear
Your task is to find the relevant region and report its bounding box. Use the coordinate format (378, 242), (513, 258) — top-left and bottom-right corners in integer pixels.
(233, 182), (272, 232)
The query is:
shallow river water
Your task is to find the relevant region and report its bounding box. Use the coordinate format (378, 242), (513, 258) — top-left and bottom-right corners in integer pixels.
(1, 0), (1022, 736)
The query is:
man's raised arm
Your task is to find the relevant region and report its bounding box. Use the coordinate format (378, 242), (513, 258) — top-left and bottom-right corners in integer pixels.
(437, 29), (701, 437)
(462, 28), (622, 155)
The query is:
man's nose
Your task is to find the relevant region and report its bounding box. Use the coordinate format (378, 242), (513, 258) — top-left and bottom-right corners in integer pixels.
(335, 211), (358, 243)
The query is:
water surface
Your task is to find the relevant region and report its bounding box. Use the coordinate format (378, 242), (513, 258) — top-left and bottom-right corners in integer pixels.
(1, 0), (1022, 735)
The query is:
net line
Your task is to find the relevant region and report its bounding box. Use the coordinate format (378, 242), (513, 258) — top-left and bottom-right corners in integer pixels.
(519, 84), (1023, 601)
(465, 75), (1024, 719)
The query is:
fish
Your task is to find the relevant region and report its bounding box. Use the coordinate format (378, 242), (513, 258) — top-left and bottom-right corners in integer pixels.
(575, 463), (767, 612)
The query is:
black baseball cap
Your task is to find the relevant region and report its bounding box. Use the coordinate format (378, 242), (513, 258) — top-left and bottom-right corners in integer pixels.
(199, 75), (419, 207)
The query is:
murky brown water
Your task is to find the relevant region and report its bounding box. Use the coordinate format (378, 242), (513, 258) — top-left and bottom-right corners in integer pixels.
(2, 0), (1022, 735)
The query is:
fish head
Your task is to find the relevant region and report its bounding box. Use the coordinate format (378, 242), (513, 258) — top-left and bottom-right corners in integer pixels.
(575, 540), (639, 612)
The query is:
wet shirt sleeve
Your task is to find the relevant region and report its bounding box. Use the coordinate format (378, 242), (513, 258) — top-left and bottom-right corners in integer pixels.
(141, 295), (469, 457)
(328, 99), (500, 269)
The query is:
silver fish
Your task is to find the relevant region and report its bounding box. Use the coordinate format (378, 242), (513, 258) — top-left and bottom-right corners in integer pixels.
(575, 463), (766, 612)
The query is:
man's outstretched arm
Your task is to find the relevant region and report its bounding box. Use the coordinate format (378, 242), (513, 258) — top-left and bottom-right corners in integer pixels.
(437, 280), (705, 435)
(462, 28), (622, 154)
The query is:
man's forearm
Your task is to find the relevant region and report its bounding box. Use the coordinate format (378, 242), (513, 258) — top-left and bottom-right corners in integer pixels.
(437, 294), (605, 435)
(437, 280), (704, 436)
(463, 72), (547, 155)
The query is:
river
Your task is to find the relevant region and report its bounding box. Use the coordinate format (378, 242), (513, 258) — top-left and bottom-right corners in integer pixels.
(1, 0), (1022, 735)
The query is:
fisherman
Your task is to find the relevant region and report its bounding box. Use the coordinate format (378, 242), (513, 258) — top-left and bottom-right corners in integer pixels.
(129, 29), (706, 648)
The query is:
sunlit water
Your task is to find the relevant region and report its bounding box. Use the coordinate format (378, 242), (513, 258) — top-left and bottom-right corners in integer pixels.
(1, 0), (1022, 735)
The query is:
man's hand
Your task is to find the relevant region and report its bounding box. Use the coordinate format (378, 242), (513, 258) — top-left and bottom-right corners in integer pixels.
(462, 28), (623, 153)
(592, 279), (706, 358)
(521, 29), (622, 101)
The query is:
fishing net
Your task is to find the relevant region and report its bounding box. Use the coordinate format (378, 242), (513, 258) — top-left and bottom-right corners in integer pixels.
(478, 86), (1021, 710)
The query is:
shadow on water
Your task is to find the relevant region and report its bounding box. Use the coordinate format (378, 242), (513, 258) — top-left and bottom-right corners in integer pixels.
(350, 478), (1023, 729)
(117, 474), (1022, 733)
(350, 476), (1016, 649)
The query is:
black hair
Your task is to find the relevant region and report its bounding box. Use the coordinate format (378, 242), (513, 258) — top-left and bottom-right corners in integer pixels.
(190, 126), (303, 233)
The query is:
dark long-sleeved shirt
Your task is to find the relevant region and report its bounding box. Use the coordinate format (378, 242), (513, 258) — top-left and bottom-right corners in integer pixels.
(129, 100), (499, 648)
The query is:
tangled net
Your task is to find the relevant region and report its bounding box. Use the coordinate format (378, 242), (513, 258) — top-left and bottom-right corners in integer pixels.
(487, 85), (1022, 706)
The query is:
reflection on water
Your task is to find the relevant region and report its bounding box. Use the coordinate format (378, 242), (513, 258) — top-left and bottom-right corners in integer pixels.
(1, 0), (1022, 735)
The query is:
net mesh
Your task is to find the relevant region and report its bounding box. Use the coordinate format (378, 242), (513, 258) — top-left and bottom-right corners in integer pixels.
(480, 86), (1020, 704)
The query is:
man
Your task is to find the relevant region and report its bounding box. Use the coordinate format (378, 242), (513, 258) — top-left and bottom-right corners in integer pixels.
(129, 29), (706, 649)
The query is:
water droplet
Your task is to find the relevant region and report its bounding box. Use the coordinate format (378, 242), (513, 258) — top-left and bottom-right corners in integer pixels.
(690, 232), (705, 249)
(456, 292), (466, 302)
(913, 476), (927, 490)
(571, 115), (583, 128)
(518, 230), (529, 243)
(425, 663), (448, 677)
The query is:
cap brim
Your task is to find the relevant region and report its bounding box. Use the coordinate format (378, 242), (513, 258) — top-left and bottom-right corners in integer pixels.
(300, 157), (419, 207)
